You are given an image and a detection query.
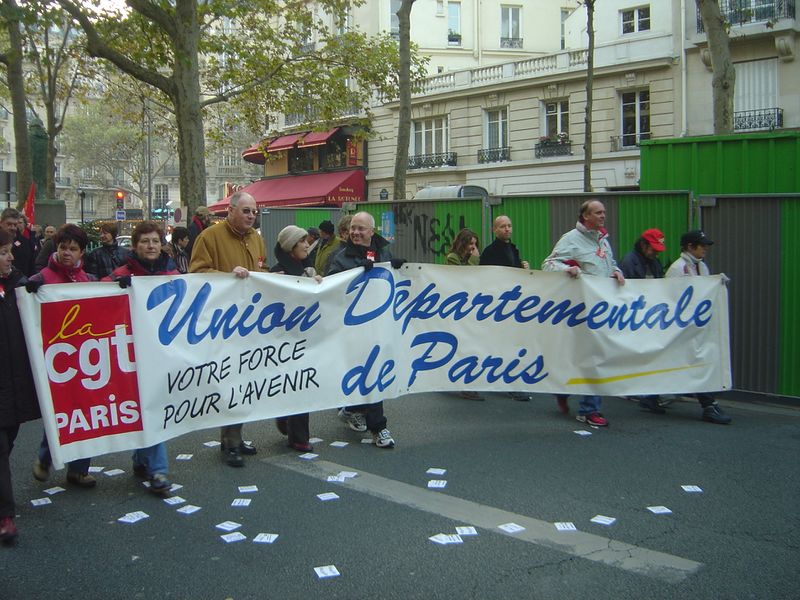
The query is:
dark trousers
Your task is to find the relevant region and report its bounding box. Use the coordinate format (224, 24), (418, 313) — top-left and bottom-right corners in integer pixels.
(347, 402), (387, 433)
(220, 424), (244, 450)
(692, 393), (715, 408)
(276, 414), (310, 445)
(38, 432), (91, 474)
(1, 426), (20, 518)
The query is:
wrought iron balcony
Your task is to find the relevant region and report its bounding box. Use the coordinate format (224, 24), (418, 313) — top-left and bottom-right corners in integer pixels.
(408, 152), (458, 169)
(611, 133), (650, 152)
(478, 147), (511, 163)
(734, 107), (783, 130)
(500, 37), (523, 49)
(697, 0), (795, 32)
(535, 140), (572, 158)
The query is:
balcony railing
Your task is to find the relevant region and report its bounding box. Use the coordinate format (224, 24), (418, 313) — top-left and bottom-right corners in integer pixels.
(697, 0), (795, 32)
(535, 140), (572, 158)
(611, 133), (650, 151)
(408, 152), (458, 169)
(478, 147), (511, 163)
(734, 107), (783, 130)
(500, 37), (523, 49)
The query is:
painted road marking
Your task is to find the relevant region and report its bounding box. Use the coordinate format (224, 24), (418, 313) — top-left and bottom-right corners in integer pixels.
(265, 455), (702, 584)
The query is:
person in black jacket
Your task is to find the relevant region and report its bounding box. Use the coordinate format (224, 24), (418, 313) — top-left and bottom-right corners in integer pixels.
(0, 229), (41, 545)
(619, 228), (666, 280)
(619, 228), (667, 414)
(328, 212), (397, 449)
(1, 208), (36, 276)
(479, 215), (529, 269)
(84, 222), (130, 279)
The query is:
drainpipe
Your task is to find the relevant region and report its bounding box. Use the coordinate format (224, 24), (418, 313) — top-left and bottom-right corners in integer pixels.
(474, 0), (482, 64)
(680, 0), (688, 136)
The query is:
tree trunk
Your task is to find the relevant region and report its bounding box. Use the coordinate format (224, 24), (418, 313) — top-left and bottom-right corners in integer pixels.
(696, 0), (735, 134)
(171, 0), (206, 217)
(1, 0), (32, 208)
(392, 0), (415, 202)
(583, 0), (595, 193)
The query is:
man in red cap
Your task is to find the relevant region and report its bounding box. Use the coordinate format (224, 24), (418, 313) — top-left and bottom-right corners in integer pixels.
(620, 228), (666, 280)
(620, 228), (668, 413)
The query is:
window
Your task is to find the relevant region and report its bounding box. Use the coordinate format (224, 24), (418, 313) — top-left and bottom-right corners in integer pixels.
(448, 2), (461, 45)
(436, 0), (445, 16)
(500, 5), (522, 47)
(220, 147), (239, 167)
(734, 58), (781, 130)
(288, 147), (314, 172)
(560, 8), (570, 50)
(485, 108), (509, 148)
(390, 0), (401, 38)
(621, 90), (650, 147)
(545, 100), (570, 138)
(412, 117), (449, 155)
(155, 184), (169, 206)
(336, 9), (351, 35)
(621, 6), (650, 34)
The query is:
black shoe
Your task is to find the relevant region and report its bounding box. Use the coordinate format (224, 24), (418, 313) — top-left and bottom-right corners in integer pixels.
(509, 392), (531, 401)
(638, 396), (666, 414)
(239, 441), (257, 456)
(223, 447), (244, 467)
(458, 391), (484, 401)
(702, 404), (731, 425)
(275, 418), (288, 436)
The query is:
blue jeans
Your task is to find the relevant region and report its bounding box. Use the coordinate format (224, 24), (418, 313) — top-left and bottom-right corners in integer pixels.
(38, 432), (91, 474)
(578, 395), (602, 416)
(132, 443), (168, 476)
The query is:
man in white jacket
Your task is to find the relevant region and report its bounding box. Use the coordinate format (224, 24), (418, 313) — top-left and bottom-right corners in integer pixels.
(665, 230), (732, 424)
(542, 199), (625, 427)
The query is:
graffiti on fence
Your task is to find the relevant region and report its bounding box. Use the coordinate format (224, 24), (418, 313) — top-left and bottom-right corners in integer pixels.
(392, 204), (467, 258)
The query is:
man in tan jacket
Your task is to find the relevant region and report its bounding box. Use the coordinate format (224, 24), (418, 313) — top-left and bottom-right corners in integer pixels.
(189, 191), (266, 467)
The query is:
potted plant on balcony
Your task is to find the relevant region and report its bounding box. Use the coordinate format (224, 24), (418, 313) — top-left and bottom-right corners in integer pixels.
(448, 30), (462, 44)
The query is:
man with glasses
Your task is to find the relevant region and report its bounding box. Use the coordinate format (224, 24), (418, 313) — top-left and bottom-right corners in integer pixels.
(189, 192), (266, 467)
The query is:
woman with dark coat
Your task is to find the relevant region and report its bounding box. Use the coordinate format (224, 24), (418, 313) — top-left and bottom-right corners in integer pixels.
(0, 229), (40, 544)
(269, 226), (321, 452)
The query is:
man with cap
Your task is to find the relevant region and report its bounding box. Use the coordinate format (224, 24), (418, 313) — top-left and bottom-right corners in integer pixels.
(189, 191), (267, 465)
(186, 205), (211, 259)
(314, 219), (339, 275)
(666, 230), (732, 424)
(620, 228), (668, 414)
(620, 228), (666, 280)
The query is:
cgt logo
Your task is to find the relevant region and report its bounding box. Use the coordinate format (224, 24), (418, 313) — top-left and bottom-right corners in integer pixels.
(41, 296), (143, 444)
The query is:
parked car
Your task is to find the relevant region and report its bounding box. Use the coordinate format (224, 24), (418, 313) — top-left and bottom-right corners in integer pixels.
(117, 235), (132, 248)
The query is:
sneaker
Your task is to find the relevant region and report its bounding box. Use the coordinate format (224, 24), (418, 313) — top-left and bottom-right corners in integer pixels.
(638, 396), (666, 414)
(372, 428), (395, 448)
(32, 459), (51, 482)
(576, 413), (609, 427)
(288, 441), (314, 452)
(509, 392), (532, 401)
(0, 517), (18, 545)
(702, 403), (732, 425)
(239, 441), (257, 456)
(556, 396), (569, 414)
(338, 408), (367, 432)
(148, 473), (172, 495)
(66, 472), (97, 488)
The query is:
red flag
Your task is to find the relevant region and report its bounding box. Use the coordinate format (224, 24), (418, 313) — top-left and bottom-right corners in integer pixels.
(23, 182), (36, 226)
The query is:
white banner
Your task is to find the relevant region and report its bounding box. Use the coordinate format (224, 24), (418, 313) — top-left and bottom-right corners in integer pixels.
(17, 264), (731, 465)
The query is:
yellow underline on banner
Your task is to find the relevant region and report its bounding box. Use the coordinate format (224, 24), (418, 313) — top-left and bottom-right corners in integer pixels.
(567, 364), (707, 385)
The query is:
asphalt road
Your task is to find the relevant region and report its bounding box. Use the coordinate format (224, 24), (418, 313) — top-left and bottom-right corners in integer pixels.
(3, 392), (799, 600)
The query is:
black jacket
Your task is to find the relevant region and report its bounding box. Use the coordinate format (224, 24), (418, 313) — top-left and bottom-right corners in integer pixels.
(0, 267), (40, 428)
(620, 248), (664, 280)
(11, 233), (36, 276)
(270, 244), (312, 277)
(327, 235), (392, 275)
(479, 238), (522, 268)
(85, 242), (130, 279)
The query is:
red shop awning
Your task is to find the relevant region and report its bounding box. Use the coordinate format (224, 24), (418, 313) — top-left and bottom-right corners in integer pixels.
(298, 127), (339, 147)
(266, 133), (307, 152)
(207, 169), (365, 213)
(241, 143), (267, 165)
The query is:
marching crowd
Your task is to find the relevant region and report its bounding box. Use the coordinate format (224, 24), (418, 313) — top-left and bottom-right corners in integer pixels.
(0, 196), (730, 545)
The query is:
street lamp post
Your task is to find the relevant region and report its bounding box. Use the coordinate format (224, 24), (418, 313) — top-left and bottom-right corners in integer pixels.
(77, 188), (86, 223)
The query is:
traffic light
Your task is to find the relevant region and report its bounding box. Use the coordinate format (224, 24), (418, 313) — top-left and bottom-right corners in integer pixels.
(115, 190), (125, 210)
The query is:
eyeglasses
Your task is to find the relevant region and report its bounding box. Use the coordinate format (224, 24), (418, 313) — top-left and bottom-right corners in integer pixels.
(236, 207), (258, 215)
